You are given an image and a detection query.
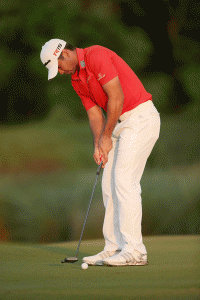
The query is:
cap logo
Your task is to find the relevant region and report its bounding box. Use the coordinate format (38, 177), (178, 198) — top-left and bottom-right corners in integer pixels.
(53, 43), (63, 56)
(44, 59), (51, 67)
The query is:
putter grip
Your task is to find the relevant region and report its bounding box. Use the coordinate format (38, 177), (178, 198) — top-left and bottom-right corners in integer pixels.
(96, 161), (103, 175)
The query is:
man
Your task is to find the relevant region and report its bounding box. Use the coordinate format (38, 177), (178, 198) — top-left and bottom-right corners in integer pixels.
(40, 39), (160, 266)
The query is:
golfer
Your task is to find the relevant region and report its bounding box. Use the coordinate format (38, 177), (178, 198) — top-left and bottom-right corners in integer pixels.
(40, 39), (160, 266)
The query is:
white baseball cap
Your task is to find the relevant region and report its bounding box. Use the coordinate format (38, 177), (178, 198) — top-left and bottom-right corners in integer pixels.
(40, 39), (66, 80)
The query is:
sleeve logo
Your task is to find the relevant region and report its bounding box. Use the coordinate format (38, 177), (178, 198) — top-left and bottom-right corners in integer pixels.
(97, 73), (105, 81)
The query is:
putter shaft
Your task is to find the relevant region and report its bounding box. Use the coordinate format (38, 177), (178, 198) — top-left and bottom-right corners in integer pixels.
(75, 161), (103, 257)
(61, 161), (103, 263)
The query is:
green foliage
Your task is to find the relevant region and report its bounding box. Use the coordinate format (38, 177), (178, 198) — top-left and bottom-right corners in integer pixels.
(1, 0), (199, 123)
(142, 73), (174, 112)
(0, 0), (174, 123)
(1, 162), (199, 243)
(0, 114), (199, 174)
(0, 1), (200, 244)
(0, 119), (94, 173)
(149, 114), (200, 168)
(0, 168), (103, 243)
(180, 64), (200, 103)
(142, 165), (200, 235)
(118, 26), (153, 71)
(0, 116), (199, 243)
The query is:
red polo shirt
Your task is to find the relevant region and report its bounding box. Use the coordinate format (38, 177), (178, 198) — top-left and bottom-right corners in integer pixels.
(71, 46), (152, 115)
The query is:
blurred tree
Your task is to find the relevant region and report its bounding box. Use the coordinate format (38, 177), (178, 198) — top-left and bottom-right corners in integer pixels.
(114, 0), (200, 114)
(0, 0), (48, 124)
(165, 0), (200, 116)
(26, 0), (153, 122)
(0, 0), (199, 124)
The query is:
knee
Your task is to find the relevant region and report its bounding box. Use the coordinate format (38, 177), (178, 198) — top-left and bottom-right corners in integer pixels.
(115, 171), (141, 194)
(115, 170), (130, 192)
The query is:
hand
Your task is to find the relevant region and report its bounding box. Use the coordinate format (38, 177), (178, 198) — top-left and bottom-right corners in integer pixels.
(99, 135), (113, 167)
(93, 146), (102, 166)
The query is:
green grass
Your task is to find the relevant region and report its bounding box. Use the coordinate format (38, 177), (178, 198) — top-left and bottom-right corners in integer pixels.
(0, 236), (199, 300)
(1, 111), (200, 173)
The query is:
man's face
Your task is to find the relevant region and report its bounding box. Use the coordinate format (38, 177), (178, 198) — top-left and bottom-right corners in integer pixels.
(58, 50), (78, 76)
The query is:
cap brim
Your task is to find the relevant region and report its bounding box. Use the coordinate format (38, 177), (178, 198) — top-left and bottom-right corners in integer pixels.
(48, 61), (58, 80)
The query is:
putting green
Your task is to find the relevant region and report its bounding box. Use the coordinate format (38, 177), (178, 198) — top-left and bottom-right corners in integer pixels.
(0, 236), (199, 299)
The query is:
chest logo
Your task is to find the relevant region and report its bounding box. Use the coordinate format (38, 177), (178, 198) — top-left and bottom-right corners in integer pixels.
(80, 60), (86, 68)
(97, 73), (105, 81)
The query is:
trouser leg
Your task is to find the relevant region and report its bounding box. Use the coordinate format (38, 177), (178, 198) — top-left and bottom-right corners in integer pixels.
(102, 103), (160, 254)
(115, 136), (158, 254)
(102, 137), (124, 251)
(115, 105), (160, 254)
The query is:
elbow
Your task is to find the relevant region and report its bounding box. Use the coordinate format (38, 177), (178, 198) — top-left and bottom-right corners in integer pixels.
(121, 92), (124, 103)
(120, 91), (124, 106)
(117, 92), (124, 116)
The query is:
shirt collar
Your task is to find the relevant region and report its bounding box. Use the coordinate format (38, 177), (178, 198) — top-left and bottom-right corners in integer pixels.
(71, 48), (85, 80)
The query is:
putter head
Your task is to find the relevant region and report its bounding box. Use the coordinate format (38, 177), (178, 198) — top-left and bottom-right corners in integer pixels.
(61, 257), (78, 263)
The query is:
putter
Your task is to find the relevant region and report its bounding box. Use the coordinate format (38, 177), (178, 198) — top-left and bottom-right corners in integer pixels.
(61, 160), (103, 263)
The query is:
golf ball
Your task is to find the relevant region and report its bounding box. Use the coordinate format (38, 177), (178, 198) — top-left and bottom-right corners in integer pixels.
(81, 263), (88, 270)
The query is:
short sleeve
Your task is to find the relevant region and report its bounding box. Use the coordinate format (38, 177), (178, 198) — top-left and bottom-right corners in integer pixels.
(80, 94), (96, 111)
(86, 47), (118, 86)
(71, 80), (96, 111)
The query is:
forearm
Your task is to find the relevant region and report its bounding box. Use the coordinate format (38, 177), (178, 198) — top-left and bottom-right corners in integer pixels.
(102, 76), (124, 139)
(102, 96), (124, 138)
(88, 108), (106, 148)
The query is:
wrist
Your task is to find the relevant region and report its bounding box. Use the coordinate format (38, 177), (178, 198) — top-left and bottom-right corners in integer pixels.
(94, 141), (99, 149)
(101, 130), (112, 139)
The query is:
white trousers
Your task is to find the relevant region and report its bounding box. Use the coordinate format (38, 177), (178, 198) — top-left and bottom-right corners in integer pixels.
(102, 100), (160, 254)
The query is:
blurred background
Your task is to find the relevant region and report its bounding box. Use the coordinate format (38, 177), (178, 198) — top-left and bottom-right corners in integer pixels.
(0, 0), (199, 243)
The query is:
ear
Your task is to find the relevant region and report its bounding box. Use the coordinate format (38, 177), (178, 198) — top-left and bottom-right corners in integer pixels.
(62, 49), (70, 58)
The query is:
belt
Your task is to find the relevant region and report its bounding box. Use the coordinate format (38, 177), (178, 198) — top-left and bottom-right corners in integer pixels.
(118, 100), (152, 123)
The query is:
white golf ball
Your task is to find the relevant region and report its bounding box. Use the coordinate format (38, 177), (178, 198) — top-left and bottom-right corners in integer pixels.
(81, 263), (88, 270)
